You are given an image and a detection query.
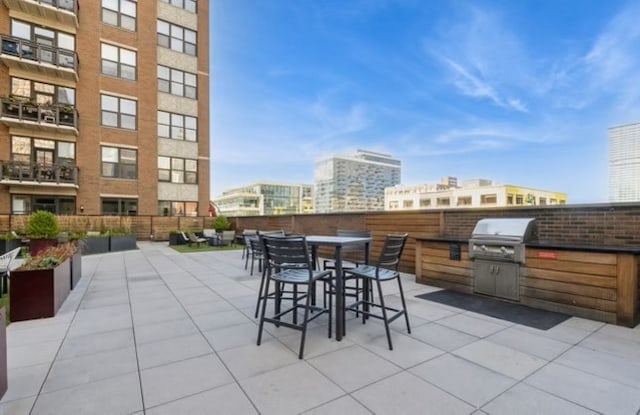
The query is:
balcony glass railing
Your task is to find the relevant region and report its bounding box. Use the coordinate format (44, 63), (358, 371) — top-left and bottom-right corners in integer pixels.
(0, 98), (78, 129)
(31, 0), (77, 14)
(0, 35), (78, 71)
(0, 160), (78, 185)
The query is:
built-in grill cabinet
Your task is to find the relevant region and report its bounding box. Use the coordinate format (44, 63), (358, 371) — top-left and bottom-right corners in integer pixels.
(469, 218), (537, 301)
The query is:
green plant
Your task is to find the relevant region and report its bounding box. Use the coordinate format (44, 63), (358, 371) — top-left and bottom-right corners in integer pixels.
(26, 211), (60, 239)
(213, 215), (231, 232)
(17, 242), (77, 271)
(0, 232), (18, 240)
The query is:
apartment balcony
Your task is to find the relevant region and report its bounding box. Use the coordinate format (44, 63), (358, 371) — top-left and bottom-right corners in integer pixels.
(0, 35), (78, 82)
(0, 99), (79, 136)
(0, 160), (78, 187)
(2, 0), (78, 27)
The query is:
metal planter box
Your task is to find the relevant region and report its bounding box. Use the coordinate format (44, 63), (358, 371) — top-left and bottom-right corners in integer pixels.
(80, 236), (109, 255)
(9, 258), (71, 321)
(109, 235), (137, 252)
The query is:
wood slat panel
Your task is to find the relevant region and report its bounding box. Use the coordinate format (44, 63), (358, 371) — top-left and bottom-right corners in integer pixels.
(526, 248), (618, 265)
(423, 255), (472, 268)
(521, 267), (617, 288)
(521, 296), (616, 324)
(417, 278), (473, 294)
(422, 263), (472, 277)
(521, 277), (617, 301)
(526, 258), (617, 277)
(521, 287), (617, 312)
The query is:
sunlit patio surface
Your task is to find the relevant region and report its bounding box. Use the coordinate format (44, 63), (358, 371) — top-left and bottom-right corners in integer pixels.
(1, 242), (640, 414)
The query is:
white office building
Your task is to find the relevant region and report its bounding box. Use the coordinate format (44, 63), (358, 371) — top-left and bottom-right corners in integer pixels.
(314, 150), (401, 213)
(609, 123), (640, 202)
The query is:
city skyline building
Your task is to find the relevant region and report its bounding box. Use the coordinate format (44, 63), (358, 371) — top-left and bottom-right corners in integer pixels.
(314, 149), (401, 213)
(385, 177), (567, 211)
(0, 0), (210, 216)
(609, 123), (640, 203)
(213, 182), (313, 217)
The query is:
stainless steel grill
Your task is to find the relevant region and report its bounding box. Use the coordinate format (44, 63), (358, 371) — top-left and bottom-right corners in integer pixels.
(468, 218), (536, 301)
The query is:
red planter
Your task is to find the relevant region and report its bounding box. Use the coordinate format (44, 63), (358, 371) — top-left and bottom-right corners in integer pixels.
(29, 238), (57, 256)
(9, 258), (71, 322)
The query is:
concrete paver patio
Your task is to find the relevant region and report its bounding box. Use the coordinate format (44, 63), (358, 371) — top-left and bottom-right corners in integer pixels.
(1, 242), (640, 414)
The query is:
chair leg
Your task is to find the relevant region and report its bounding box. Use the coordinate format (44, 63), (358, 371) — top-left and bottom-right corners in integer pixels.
(397, 276), (411, 334)
(250, 255), (255, 276)
(254, 266), (268, 318)
(298, 285), (312, 359)
(327, 281), (332, 339)
(293, 284), (298, 325)
(256, 276), (272, 346)
(376, 279), (393, 351)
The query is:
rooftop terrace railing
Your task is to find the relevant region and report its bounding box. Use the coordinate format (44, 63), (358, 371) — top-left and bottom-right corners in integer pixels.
(0, 98), (78, 129)
(0, 35), (78, 72)
(0, 160), (78, 185)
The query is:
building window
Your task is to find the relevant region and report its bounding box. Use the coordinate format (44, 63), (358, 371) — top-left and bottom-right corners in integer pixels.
(102, 0), (136, 31)
(550, 198), (557, 205)
(11, 77), (75, 106)
(102, 198), (138, 215)
(11, 19), (76, 52)
(157, 20), (196, 56)
(157, 65), (197, 98)
(11, 136), (75, 165)
(437, 197), (450, 206)
(101, 146), (137, 179)
(158, 201), (197, 216)
(160, 0), (196, 12)
(481, 194), (497, 205)
(507, 194), (514, 205)
(101, 94), (137, 130)
(101, 43), (136, 80)
(419, 198), (431, 207)
(157, 111), (197, 141)
(158, 156), (197, 184)
(402, 200), (413, 208)
(12, 195), (75, 215)
(388, 201), (398, 209)
(516, 195), (523, 205)
(539, 197), (547, 205)
(457, 196), (472, 206)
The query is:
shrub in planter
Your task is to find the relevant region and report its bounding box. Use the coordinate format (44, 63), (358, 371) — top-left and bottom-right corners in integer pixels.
(213, 215), (231, 233)
(26, 211), (59, 256)
(10, 242), (77, 321)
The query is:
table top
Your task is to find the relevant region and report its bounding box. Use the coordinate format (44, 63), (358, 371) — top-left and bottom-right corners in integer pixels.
(306, 235), (371, 246)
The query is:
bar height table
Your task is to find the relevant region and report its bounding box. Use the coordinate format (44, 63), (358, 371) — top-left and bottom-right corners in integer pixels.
(306, 235), (371, 341)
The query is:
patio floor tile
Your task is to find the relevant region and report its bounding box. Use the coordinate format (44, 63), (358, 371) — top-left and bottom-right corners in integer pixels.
(140, 353), (234, 408)
(308, 345), (401, 392)
(218, 339), (299, 380)
(352, 371), (474, 415)
(524, 362), (640, 414)
(482, 383), (598, 415)
(136, 333), (213, 369)
(240, 361), (344, 415)
(31, 372), (142, 415)
(301, 395), (372, 414)
(144, 383), (258, 415)
(453, 339), (547, 380)
(56, 328), (134, 360)
(409, 322), (479, 351)
(410, 354), (517, 407)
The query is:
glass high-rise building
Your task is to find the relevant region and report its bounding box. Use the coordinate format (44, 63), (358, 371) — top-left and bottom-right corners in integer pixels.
(213, 182), (313, 216)
(314, 149), (401, 213)
(609, 123), (640, 202)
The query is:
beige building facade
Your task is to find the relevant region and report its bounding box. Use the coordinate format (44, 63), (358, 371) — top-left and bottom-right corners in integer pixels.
(385, 178), (567, 210)
(0, 0), (209, 216)
(213, 182), (313, 217)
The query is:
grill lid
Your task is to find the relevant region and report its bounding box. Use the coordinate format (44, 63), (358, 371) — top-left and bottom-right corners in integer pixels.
(471, 218), (536, 243)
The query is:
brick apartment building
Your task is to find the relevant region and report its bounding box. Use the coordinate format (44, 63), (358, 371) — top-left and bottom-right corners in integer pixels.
(0, 0), (210, 216)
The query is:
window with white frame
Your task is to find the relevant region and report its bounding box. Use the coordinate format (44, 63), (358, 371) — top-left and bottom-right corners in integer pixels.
(101, 0), (136, 31)
(158, 200), (197, 216)
(158, 156), (197, 184)
(157, 65), (197, 98)
(157, 20), (196, 56)
(101, 146), (137, 179)
(157, 111), (197, 141)
(101, 94), (137, 130)
(101, 43), (136, 80)
(159, 0), (196, 13)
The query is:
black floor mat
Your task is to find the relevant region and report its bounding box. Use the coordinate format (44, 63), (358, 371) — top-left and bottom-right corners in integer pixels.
(415, 290), (571, 330)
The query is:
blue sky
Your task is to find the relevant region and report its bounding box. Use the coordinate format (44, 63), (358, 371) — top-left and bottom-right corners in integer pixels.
(210, 0), (640, 203)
